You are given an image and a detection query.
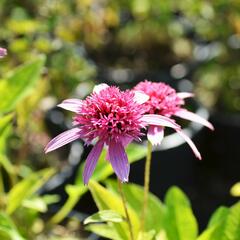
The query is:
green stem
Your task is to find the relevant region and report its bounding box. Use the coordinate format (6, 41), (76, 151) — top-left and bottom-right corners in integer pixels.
(118, 179), (134, 240)
(140, 141), (153, 232)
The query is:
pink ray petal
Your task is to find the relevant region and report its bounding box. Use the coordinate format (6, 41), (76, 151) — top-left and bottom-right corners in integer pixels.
(121, 136), (134, 147)
(109, 141), (129, 182)
(83, 140), (104, 185)
(175, 129), (202, 160)
(147, 125), (164, 146)
(0, 48), (7, 58)
(176, 92), (194, 99)
(57, 99), (82, 113)
(142, 114), (180, 129)
(174, 109), (214, 130)
(45, 128), (81, 153)
(93, 83), (109, 94)
(133, 91), (149, 104)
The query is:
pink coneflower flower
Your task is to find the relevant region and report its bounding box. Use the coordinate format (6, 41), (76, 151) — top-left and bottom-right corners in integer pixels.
(134, 80), (214, 159)
(45, 84), (179, 184)
(0, 48), (7, 58)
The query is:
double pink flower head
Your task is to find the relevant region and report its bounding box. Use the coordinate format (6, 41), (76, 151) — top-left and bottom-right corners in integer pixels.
(45, 81), (213, 184)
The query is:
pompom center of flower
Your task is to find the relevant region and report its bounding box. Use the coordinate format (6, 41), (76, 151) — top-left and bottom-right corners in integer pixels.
(75, 87), (145, 144)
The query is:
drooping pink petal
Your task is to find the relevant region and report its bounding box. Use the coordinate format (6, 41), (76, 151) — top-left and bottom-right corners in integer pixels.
(57, 99), (82, 113)
(83, 140), (104, 185)
(174, 109), (214, 130)
(176, 92), (194, 99)
(93, 83), (109, 94)
(141, 114), (180, 129)
(133, 91), (149, 104)
(45, 128), (81, 153)
(175, 129), (202, 160)
(147, 125), (164, 146)
(0, 48), (7, 58)
(109, 141), (129, 182)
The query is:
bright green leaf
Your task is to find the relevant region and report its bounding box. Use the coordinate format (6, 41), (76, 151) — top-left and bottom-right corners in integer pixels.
(164, 186), (198, 240)
(89, 180), (140, 240)
(84, 210), (124, 225)
(0, 56), (45, 113)
(106, 180), (164, 232)
(0, 212), (25, 240)
(86, 223), (122, 240)
(7, 168), (55, 214)
(22, 197), (47, 213)
(137, 230), (156, 240)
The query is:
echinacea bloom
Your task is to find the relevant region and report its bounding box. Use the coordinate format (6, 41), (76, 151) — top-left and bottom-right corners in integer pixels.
(134, 80), (214, 159)
(45, 84), (179, 184)
(0, 48), (7, 58)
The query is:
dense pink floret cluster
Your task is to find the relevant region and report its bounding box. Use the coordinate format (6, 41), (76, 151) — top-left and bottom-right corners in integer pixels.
(134, 80), (183, 117)
(74, 86), (146, 145)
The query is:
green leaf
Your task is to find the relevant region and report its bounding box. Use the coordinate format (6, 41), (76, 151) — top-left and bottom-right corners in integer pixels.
(106, 180), (164, 232)
(7, 168), (55, 214)
(22, 197), (47, 213)
(208, 207), (229, 228)
(0, 212), (25, 240)
(51, 143), (146, 224)
(89, 180), (140, 240)
(84, 210), (124, 225)
(164, 186), (198, 240)
(0, 114), (14, 174)
(86, 223), (122, 240)
(137, 230), (156, 240)
(0, 55), (45, 113)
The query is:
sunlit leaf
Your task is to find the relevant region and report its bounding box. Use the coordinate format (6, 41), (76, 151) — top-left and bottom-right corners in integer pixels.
(0, 56), (45, 113)
(0, 212), (25, 240)
(7, 168), (55, 214)
(106, 180), (164, 232)
(89, 180), (140, 240)
(84, 210), (124, 225)
(86, 223), (122, 240)
(164, 186), (198, 240)
(137, 230), (155, 240)
(22, 197), (47, 213)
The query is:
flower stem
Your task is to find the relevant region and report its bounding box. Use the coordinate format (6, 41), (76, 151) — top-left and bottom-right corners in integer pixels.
(118, 179), (134, 240)
(141, 140), (153, 231)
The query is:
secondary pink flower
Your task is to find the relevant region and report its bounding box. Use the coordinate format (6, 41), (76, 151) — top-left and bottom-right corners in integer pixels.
(0, 48), (7, 58)
(134, 80), (214, 159)
(45, 84), (179, 184)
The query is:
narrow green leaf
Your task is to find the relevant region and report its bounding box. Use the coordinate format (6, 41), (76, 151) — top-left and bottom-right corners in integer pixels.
(0, 212), (25, 240)
(208, 207), (229, 228)
(84, 210), (124, 225)
(106, 180), (164, 232)
(86, 223), (123, 240)
(164, 186), (198, 240)
(197, 203), (240, 240)
(89, 180), (140, 240)
(22, 197), (47, 213)
(7, 168), (55, 214)
(137, 230), (156, 240)
(0, 55), (45, 113)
